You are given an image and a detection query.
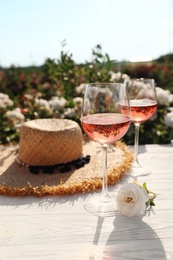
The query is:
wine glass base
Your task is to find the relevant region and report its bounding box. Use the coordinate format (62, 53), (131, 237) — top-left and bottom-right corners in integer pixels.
(130, 162), (151, 177)
(83, 194), (118, 217)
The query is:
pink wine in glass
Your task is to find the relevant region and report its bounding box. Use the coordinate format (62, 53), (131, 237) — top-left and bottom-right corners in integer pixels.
(82, 113), (131, 144)
(130, 99), (157, 124)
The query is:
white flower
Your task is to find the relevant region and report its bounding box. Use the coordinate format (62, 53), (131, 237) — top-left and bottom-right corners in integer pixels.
(109, 71), (122, 82)
(6, 108), (25, 122)
(0, 93), (14, 108)
(168, 107), (173, 112)
(64, 108), (75, 118)
(168, 94), (173, 105)
(109, 71), (129, 82)
(35, 98), (51, 112)
(0, 99), (4, 107)
(156, 87), (170, 106)
(73, 97), (83, 105)
(122, 73), (130, 80)
(75, 83), (86, 94)
(164, 112), (173, 128)
(24, 94), (34, 100)
(42, 82), (51, 89)
(49, 97), (67, 110)
(116, 182), (149, 217)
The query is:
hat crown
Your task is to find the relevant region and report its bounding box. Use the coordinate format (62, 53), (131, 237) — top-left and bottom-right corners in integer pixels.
(18, 119), (83, 166)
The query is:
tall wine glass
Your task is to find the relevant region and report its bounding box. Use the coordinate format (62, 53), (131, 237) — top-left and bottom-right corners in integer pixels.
(125, 78), (157, 176)
(81, 83), (131, 217)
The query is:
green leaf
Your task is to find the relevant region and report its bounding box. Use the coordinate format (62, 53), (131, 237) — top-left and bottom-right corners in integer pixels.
(142, 182), (147, 191)
(150, 201), (155, 206)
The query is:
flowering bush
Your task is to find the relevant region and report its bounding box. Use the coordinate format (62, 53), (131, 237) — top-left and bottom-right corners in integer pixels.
(0, 45), (173, 144)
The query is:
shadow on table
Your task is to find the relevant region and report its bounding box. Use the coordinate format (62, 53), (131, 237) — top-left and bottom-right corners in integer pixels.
(0, 190), (91, 208)
(89, 214), (166, 260)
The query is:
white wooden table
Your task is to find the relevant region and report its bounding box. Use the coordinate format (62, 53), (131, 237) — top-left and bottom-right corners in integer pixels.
(0, 144), (173, 260)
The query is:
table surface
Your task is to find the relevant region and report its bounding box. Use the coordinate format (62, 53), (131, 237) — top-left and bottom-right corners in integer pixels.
(0, 144), (173, 260)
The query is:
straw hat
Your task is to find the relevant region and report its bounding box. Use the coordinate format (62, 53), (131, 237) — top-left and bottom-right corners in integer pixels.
(18, 118), (83, 166)
(0, 119), (133, 197)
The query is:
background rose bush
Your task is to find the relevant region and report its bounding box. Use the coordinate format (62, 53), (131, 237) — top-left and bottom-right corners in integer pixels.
(0, 45), (173, 144)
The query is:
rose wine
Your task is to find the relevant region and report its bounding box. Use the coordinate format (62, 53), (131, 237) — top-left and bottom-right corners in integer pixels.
(82, 113), (131, 144)
(130, 99), (157, 124)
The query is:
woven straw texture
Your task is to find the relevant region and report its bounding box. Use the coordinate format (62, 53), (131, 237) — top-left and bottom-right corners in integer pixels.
(18, 119), (83, 166)
(0, 140), (133, 197)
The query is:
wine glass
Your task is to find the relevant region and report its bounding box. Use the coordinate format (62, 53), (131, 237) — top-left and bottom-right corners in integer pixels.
(81, 83), (131, 217)
(125, 78), (157, 176)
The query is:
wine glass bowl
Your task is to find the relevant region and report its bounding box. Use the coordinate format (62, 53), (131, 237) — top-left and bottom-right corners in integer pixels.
(81, 83), (131, 217)
(125, 78), (157, 176)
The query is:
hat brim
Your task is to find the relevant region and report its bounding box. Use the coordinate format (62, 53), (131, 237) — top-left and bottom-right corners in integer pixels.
(0, 139), (133, 197)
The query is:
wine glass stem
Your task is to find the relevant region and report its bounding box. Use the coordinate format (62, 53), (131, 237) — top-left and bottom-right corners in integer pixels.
(102, 144), (108, 197)
(134, 123), (140, 165)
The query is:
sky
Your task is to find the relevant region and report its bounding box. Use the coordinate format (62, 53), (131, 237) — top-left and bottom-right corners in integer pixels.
(0, 0), (173, 68)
